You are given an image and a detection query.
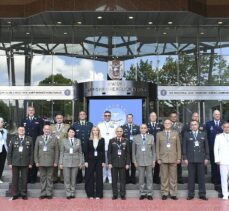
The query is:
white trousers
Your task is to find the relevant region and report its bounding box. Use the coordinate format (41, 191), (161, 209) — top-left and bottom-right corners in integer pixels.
(220, 165), (229, 198)
(103, 151), (112, 182)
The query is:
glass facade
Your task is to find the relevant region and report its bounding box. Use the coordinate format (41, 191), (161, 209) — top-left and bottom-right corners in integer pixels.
(1, 22), (229, 130)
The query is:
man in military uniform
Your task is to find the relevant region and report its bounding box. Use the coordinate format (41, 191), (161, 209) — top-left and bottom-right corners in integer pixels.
(34, 125), (59, 199)
(147, 112), (163, 184)
(72, 111), (93, 183)
(183, 120), (209, 200)
(206, 109), (223, 196)
(21, 106), (44, 183)
(156, 119), (181, 200)
(7, 127), (33, 200)
(51, 113), (69, 183)
(169, 111), (184, 184)
(108, 127), (130, 200)
(121, 113), (139, 184)
(132, 124), (155, 200)
(98, 110), (118, 183)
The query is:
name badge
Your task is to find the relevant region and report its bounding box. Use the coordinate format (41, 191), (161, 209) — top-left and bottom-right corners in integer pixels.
(118, 149), (122, 155)
(19, 146), (23, 152)
(69, 148), (73, 154)
(166, 143), (171, 148)
(130, 135), (133, 141)
(141, 146), (146, 151)
(194, 141), (199, 147)
(94, 150), (98, 157)
(43, 146), (47, 152)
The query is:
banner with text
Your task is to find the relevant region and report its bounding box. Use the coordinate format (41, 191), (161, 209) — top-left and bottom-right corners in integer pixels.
(158, 86), (229, 100)
(0, 86), (74, 100)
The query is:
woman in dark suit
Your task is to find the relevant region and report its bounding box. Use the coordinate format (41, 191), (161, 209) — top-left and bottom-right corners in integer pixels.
(85, 126), (105, 199)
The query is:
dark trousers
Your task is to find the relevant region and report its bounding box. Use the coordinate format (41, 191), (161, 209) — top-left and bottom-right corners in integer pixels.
(28, 163), (38, 183)
(111, 167), (126, 197)
(126, 162), (136, 183)
(210, 150), (221, 185)
(188, 162), (206, 197)
(85, 160), (103, 198)
(153, 161), (160, 183)
(177, 163), (182, 181)
(12, 166), (28, 197)
(0, 146), (7, 179)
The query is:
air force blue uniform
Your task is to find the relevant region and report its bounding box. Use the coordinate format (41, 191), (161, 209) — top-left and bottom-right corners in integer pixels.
(206, 120), (223, 185)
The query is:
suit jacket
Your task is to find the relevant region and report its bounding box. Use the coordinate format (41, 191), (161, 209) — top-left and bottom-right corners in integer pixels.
(84, 138), (105, 163)
(59, 138), (84, 167)
(183, 131), (209, 163)
(34, 135), (59, 167)
(72, 121), (93, 151)
(7, 135), (33, 166)
(50, 123), (69, 146)
(21, 116), (44, 143)
(156, 130), (181, 163)
(147, 122), (164, 141)
(132, 134), (156, 166)
(214, 133), (229, 165)
(108, 137), (130, 168)
(0, 128), (8, 152)
(206, 120), (224, 151)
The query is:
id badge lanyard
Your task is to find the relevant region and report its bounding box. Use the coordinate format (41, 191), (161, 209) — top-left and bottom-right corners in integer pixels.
(43, 137), (48, 151)
(117, 140), (122, 155)
(166, 132), (171, 148)
(141, 136), (146, 151)
(19, 138), (23, 152)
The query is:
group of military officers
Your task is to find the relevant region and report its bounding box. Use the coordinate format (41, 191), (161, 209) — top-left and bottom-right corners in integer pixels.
(0, 106), (228, 201)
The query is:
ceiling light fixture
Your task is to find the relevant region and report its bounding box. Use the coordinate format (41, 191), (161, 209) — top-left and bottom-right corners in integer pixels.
(148, 21), (153, 25)
(129, 16), (134, 20)
(218, 21), (223, 25)
(97, 16), (102, 19)
(57, 21), (62, 24)
(168, 21), (173, 25)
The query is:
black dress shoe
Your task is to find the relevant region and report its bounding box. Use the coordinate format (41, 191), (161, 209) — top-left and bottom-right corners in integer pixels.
(112, 196), (118, 200)
(71, 195), (75, 198)
(39, 196), (46, 199)
(218, 193), (223, 198)
(139, 195), (145, 200)
(199, 196), (208, 200)
(171, 196), (178, 200)
(187, 196), (194, 200)
(46, 196), (53, 199)
(147, 196), (153, 200)
(66, 196), (71, 199)
(22, 196), (28, 200)
(11, 196), (18, 200)
(162, 195), (167, 200)
(121, 196), (126, 200)
(178, 179), (184, 184)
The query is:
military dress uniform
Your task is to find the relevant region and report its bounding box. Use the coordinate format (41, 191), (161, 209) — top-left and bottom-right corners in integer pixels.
(21, 116), (44, 183)
(121, 123), (139, 183)
(183, 130), (209, 198)
(108, 137), (130, 198)
(7, 135), (33, 198)
(51, 123), (69, 182)
(34, 135), (59, 198)
(132, 134), (156, 197)
(206, 120), (223, 185)
(147, 122), (163, 183)
(59, 137), (84, 198)
(172, 122), (184, 183)
(72, 121), (93, 182)
(156, 130), (181, 198)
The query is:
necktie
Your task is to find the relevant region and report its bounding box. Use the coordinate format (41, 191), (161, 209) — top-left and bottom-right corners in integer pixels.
(70, 138), (73, 146)
(216, 121), (219, 127)
(44, 136), (48, 144)
(0, 130), (3, 135)
(193, 131), (197, 139)
(58, 124), (61, 130)
(129, 124), (132, 131)
(20, 138), (23, 145)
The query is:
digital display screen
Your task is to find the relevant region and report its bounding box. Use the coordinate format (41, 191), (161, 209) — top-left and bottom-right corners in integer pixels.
(89, 99), (142, 126)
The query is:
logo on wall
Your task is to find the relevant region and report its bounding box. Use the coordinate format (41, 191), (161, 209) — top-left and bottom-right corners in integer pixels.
(108, 60), (124, 80)
(64, 89), (71, 96)
(160, 89), (167, 96)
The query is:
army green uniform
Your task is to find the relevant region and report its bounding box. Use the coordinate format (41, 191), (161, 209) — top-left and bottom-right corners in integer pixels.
(7, 135), (33, 197)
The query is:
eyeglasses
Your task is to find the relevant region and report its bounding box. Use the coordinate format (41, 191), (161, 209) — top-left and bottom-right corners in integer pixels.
(104, 115), (111, 117)
(116, 131), (123, 132)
